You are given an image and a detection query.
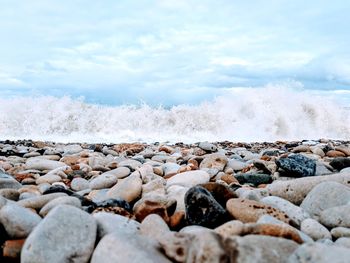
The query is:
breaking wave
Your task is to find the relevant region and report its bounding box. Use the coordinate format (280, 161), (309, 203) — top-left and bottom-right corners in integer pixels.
(0, 87), (349, 143)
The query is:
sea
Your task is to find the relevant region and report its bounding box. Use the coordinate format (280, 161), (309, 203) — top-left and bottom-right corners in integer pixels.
(0, 86), (349, 144)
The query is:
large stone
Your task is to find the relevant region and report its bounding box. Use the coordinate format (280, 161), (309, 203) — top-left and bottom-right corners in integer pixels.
(26, 158), (66, 170)
(300, 218), (331, 240)
(287, 243), (350, 263)
(199, 153), (228, 171)
(0, 203), (41, 238)
(226, 198), (295, 225)
(267, 172), (350, 205)
(319, 204), (350, 228)
(225, 235), (298, 263)
(21, 205), (96, 263)
(39, 196), (82, 217)
(261, 196), (309, 225)
(185, 186), (228, 228)
(301, 181), (350, 219)
(107, 174), (142, 203)
(276, 154), (316, 177)
(93, 212), (140, 238)
(0, 172), (22, 189)
(166, 170), (210, 188)
(330, 157), (350, 171)
(91, 231), (171, 263)
(17, 193), (68, 210)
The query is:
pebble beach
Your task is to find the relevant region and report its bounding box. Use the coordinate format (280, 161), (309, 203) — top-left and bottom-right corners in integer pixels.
(1, 139), (350, 262)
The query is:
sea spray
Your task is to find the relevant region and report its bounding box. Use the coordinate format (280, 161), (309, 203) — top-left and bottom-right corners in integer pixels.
(0, 87), (349, 143)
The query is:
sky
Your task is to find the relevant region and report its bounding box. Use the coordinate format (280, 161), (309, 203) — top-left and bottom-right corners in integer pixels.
(0, 0), (349, 105)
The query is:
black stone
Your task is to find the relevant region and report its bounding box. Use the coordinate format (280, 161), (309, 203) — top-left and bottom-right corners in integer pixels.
(185, 186), (229, 228)
(276, 154), (316, 177)
(330, 157), (350, 171)
(95, 198), (131, 211)
(234, 173), (273, 186)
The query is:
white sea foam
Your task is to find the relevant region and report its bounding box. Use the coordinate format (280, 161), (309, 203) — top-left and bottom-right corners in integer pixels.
(0, 87), (349, 143)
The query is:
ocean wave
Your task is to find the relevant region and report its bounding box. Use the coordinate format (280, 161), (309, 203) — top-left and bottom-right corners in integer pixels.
(0, 87), (349, 143)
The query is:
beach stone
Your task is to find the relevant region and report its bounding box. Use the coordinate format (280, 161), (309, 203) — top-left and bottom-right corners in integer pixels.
(0, 195), (7, 209)
(36, 174), (62, 184)
(26, 158), (66, 170)
(142, 177), (166, 196)
(198, 142), (217, 152)
(215, 220), (244, 238)
(301, 181), (350, 219)
(166, 185), (188, 212)
(117, 159), (142, 171)
(102, 166), (130, 179)
(166, 170), (210, 188)
(225, 235), (298, 263)
(186, 231), (228, 263)
(107, 173), (142, 203)
(330, 157), (350, 171)
(185, 186), (228, 228)
(162, 163), (180, 177)
(315, 162), (333, 176)
(327, 150), (346, 157)
(199, 153), (228, 171)
(331, 227), (350, 239)
(335, 238), (350, 248)
(226, 198), (295, 225)
(311, 146), (325, 157)
(17, 192), (67, 210)
(267, 172), (350, 205)
(261, 196), (309, 225)
(21, 205), (96, 263)
(39, 196), (82, 217)
(0, 188), (19, 200)
(2, 239), (25, 260)
(287, 243), (350, 263)
(319, 204), (350, 228)
(93, 212), (140, 238)
(139, 214), (169, 241)
(133, 194), (176, 222)
(62, 144), (83, 155)
(89, 173), (118, 190)
(91, 231), (171, 263)
(225, 159), (248, 171)
(301, 218), (331, 240)
(200, 182), (237, 207)
(0, 203), (41, 238)
(70, 177), (89, 191)
(276, 154), (316, 177)
(234, 173), (272, 186)
(0, 172), (22, 189)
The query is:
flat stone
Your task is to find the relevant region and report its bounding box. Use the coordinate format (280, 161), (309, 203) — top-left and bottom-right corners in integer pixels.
(107, 173), (142, 203)
(331, 227), (350, 239)
(166, 170), (210, 188)
(0, 203), (41, 238)
(0, 172), (22, 189)
(101, 166), (131, 179)
(17, 193), (68, 210)
(215, 220), (244, 238)
(327, 150), (346, 157)
(117, 159), (142, 171)
(301, 218), (331, 240)
(235, 173), (273, 186)
(261, 196), (309, 225)
(226, 198), (295, 225)
(91, 231), (171, 263)
(267, 172), (350, 205)
(226, 235), (298, 263)
(26, 158), (66, 170)
(199, 153), (228, 171)
(21, 205), (97, 263)
(93, 212), (140, 238)
(319, 204), (350, 228)
(36, 174), (62, 184)
(301, 181), (350, 219)
(226, 159), (248, 171)
(162, 163), (181, 177)
(39, 196), (82, 217)
(276, 154), (316, 177)
(287, 243), (350, 263)
(89, 173), (118, 190)
(185, 186), (228, 228)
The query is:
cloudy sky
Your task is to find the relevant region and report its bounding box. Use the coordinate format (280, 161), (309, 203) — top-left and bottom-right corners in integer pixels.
(0, 0), (349, 105)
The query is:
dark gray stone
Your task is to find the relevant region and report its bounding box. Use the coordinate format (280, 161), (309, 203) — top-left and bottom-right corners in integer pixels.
(276, 154), (316, 177)
(234, 173), (272, 186)
(0, 172), (22, 189)
(330, 157), (350, 171)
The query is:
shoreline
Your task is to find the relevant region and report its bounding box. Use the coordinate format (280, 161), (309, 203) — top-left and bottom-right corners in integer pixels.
(1, 139), (350, 261)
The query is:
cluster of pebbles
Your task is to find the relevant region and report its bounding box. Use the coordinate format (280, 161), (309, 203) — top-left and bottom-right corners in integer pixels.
(1, 139), (350, 262)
